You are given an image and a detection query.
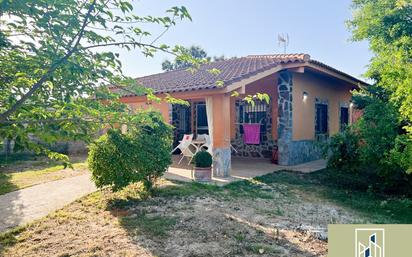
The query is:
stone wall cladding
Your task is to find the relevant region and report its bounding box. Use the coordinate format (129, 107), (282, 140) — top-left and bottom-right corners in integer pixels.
(277, 70), (322, 165)
(287, 140), (323, 165)
(277, 70), (294, 165)
(231, 100), (276, 159)
(213, 147), (231, 177)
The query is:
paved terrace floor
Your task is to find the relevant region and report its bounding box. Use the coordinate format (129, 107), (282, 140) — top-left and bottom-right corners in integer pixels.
(164, 155), (327, 185)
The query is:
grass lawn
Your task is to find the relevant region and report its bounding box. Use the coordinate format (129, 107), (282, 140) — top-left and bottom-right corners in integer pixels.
(0, 162), (88, 196)
(1, 169), (411, 257)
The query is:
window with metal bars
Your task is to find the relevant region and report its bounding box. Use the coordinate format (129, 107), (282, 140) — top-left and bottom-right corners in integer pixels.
(238, 100), (268, 136)
(340, 107), (349, 131)
(315, 103), (328, 141)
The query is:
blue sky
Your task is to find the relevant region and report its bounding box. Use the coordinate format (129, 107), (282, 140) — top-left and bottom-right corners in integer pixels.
(113, 0), (372, 80)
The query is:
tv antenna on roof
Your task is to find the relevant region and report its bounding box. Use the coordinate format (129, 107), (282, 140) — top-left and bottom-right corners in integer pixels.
(278, 33), (289, 53)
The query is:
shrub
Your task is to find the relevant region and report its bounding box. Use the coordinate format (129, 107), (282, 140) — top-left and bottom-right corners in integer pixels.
(356, 100), (399, 165)
(385, 135), (412, 175)
(88, 110), (172, 193)
(327, 127), (360, 173)
(192, 151), (212, 168)
(326, 96), (412, 195)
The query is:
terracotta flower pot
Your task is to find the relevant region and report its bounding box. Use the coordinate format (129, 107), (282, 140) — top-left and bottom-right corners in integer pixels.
(193, 166), (212, 182)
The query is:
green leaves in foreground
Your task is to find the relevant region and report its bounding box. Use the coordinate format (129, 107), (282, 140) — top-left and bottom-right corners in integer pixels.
(349, 0), (412, 132)
(0, 1), (192, 162)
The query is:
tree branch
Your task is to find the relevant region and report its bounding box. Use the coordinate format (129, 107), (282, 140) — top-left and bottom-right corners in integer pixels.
(83, 41), (177, 56)
(0, 0), (97, 123)
(2, 117), (152, 132)
(149, 15), (176, 45)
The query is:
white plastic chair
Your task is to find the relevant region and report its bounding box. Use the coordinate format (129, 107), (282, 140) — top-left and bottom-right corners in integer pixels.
(171, 134), (193, 154)
(171, 134), (198, 164)
(199, 134), (213, 155)
(180, 143), (198, 165)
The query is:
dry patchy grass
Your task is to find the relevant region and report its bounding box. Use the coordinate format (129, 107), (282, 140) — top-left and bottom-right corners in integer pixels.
(1, 170), (409, 257)
(0, 162), (88, 195)
(0, 176), (353, 257)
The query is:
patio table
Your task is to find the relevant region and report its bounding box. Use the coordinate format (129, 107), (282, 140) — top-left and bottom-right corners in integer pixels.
(192, 139), (206, 152)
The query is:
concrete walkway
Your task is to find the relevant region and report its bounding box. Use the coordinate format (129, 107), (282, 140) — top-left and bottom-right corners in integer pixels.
(0, 174), (96, 232)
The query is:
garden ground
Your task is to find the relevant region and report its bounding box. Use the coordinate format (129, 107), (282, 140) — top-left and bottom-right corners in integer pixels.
(0, 155), (88, 195)
(1, 169), (411, 257)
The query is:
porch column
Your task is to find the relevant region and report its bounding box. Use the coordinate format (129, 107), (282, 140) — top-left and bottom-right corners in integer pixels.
(210, 94), (231, 177)
(277, 70), (293, 165)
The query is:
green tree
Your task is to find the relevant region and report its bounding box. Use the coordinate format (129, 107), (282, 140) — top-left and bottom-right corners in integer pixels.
(161, 45), (208, 71)
(349, 0), (412, 133)
(161, 45), (227, 71)
(0, 0), (192, 162)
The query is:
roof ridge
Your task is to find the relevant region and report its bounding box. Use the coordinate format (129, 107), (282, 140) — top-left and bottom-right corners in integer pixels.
(134, 56), (242, 81)
(246, 53), (310, 60)
(133, 54), (307, 81)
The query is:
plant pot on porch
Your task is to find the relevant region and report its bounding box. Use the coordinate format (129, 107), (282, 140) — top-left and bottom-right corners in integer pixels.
(192, 151), (212, 182)
(193, 166), (212, 182)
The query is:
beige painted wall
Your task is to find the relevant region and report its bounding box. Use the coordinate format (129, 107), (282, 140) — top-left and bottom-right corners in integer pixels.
(292, 71), (353, 140)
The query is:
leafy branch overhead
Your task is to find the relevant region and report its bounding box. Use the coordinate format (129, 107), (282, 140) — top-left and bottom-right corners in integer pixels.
(244, 93), (270, 107)
(0, 0), (269, 163)
(0, 0), (193, 160)
(349, 0), (412, 133)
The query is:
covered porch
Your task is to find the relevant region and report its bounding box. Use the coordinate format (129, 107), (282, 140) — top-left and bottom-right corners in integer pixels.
(170, 73), (279, 178)
(165, 155), (326, 185)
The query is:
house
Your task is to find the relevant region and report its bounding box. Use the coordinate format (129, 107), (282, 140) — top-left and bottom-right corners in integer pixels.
(110, 54), (365, 176)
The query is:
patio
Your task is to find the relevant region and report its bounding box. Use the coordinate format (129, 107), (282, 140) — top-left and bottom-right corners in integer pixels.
(164, 155), (327, 185)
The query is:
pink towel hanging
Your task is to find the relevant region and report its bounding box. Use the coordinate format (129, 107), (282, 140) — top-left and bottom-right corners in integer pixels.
(243, 123), (260, 144)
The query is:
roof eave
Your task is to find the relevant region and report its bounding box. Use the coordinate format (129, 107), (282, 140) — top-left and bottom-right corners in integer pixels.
(307, 60), (369, 87)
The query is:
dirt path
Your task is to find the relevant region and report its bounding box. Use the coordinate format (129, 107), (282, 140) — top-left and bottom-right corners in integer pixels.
(0, 174), (96, 232)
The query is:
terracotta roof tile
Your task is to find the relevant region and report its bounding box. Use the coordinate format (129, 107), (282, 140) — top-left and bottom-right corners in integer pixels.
(110, 53), (362, 96)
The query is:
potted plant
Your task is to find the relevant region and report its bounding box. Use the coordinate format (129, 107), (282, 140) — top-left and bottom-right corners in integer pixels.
(192, 150), (212, 182)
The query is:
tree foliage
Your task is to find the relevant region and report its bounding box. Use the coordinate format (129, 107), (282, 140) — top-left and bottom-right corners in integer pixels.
(88, 110), (172, 193)
(0, 0), (193, 162)
(327, 86), (412, 195)
(336, 0), (412, 195)
(161, 45), (227, 71)
(162, 45), (207, 71)
(349, 0), (412, 132)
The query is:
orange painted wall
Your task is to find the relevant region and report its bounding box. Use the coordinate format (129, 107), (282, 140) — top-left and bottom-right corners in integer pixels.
(292, 71), (354, 140)
(118, 73), (279, 142)
(119, 96), (170, 122)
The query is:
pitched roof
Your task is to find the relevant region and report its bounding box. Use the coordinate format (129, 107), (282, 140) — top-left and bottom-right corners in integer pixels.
(110, 54), (363, 96)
